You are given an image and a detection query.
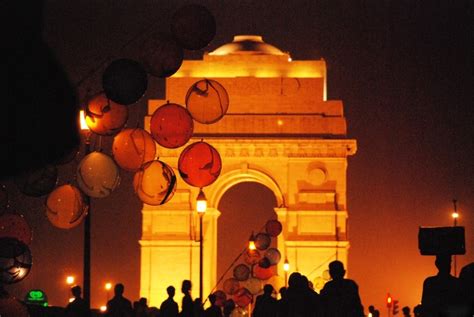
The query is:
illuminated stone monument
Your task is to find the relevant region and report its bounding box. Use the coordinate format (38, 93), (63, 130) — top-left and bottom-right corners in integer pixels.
(140, 35), (357, 306)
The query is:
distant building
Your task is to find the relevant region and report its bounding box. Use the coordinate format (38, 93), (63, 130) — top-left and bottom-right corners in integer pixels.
(141, 35), (357, 306)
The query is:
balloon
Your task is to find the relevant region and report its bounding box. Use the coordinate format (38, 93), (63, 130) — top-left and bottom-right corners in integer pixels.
(102, 58), (148, 105)
(45, 184), (88, 229)
(258, 257), (271, 269)
(150, 103), (194, 149)
(113, 128), (156, 171)
(243, 249), (261, 266)
(255, 233), (271, 251)
(0, 237), (32, 284)
(171, 4), (216, 50)
(0, 213), (32, 245)
(178, 141), (222, 187)
(133, 160), (177, 205)
(77, 152), (121, 198)
(322, 269), (331, 281)
(0, 296), (29, 317)
(223, 278), (240, 295)
(253, 263), (276, 280)
(233, 264), (251, 281)
(243, 277), (262, 295)
(185, 79), (229, 124)
(265, 219), (282, 237)
(85, 92), (129, 135)
(213, 290), (227, 307)
(15, 165), (58, 197)
(232, 288), (252, 307)
(138, 32), (184, 77)
(264, 248), (281, 265)
(313, 276), (326, 291)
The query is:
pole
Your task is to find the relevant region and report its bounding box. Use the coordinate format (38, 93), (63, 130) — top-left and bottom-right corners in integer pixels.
(83, 136), (91, 310)
(453, 199), (457, 277)
(199, 213), (203, 301)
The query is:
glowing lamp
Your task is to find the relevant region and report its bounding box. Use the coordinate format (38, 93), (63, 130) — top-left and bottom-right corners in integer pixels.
(138, 32), (184, 78)
(248, 233), (256, 251)
(178, 141), (222, 188)
(171, 4), (216, 50)
(283, 258), (290, 272)
(79, 110), (89, 131)
(105, 282), (112, 290)
(100, 305), (107, 312)
(196, 189), (207, 213)
(233, 264), (251, 281)
(0, 213), (32, 245)
(77, 152), (121, 198)
(452, 212), (459, 219)
(185, 79), (229, 124)
(133, 160), (177, 206)
(223, 278), (240, 295)
(112, 128), (156, 172)
(0, 237), (32, 284)
(150, 103), (193, 149)
(102, 58), (148, 105)
(45, 184), (88, 229)
(66, 276), (75, 285)
(85, 93), (128, 135)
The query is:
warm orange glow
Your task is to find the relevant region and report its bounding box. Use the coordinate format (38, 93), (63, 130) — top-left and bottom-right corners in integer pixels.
(248, 232), (256, 251)
(105, 282), (112, 290)
(100, 305), (107, 312)
(197, 189), (207, 214)
(66, 276), (75, 285)
(69, 297), (75, 303)
(283, 259), (290, 272)
(452, 212), (459, 219)
(79, 110), (89, 131)
(277, 119), (284, 126)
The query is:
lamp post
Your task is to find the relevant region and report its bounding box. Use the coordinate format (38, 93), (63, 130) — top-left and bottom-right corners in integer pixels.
(105, 282), (112, 302)
(79, 110), (91, 309)
(452, 199), (459, 276)
(196, 189), (207, 301)
(283, 258), (290, 287)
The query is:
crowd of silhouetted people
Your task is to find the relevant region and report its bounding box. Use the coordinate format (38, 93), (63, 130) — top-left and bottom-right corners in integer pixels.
(61, 257), (473, 317)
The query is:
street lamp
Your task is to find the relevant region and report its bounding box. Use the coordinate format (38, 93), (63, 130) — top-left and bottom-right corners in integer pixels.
(105, 282), (112, 302)
(248, 232), (256, 251)
(79, 110), (92, 309)
(196, 188), (207, 301)
(452, 199), (459, 276)
(66, 275), (75, 286)
(283, 258), (290, 287)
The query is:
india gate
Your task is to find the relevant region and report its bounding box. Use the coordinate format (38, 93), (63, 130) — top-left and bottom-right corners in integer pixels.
(140, 35), (357, 306)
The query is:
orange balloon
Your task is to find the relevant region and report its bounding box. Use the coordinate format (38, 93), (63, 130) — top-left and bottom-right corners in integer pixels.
(265, 219), (282, 237)
(186, 79), (229, 124)
(253, 263), (276, 280)
(232, 288), (252, 308)
(133, 160), (177, 205)
(178, 141), (222, 187)
(113, 128), (156, 171)
(85, 92), (128, 135)
(45, 185), (88, 229)
(150, 103), (194, 149)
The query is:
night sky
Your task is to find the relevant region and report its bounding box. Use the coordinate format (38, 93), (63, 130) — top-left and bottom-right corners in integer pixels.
(3, 0), (473, 312)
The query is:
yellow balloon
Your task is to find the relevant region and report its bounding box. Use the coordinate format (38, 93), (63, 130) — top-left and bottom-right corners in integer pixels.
(113, 128), (156, 171)
(77, 152), (121, 198)
(133, 160), (177, 205)
(46, 184), (88, 229)
(242, 277), (262, 295)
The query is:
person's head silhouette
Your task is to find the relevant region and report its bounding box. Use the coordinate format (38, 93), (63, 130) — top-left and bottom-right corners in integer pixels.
(328, 260), (346, 280)
(114, 283), (125, 296)
(208, 293), (217, 305)
(263, 284), (274, 295)
(288, 272), (301, 288)
(279, 287), (287, 299)
(167, 286), (176, 298)
(71, 285), (82, 298)
(435, 254), (451, 275)
(182, 280), (192, 294)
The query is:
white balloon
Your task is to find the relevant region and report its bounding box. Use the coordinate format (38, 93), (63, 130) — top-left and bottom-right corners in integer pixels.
(77, 152), (121, 198)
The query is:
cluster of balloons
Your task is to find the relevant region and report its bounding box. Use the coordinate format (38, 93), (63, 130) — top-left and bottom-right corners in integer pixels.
(213, 220), (284, 309)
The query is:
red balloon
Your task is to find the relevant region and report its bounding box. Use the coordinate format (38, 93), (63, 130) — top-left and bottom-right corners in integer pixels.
(178, 141), (222, 187)
(253, 264), (276, 280)
(265, 219), (282, 237)
(150, 103), (194, 149)
(232, 288), (252, 308)
(85, 92), (128, 135)
(0, 213), (32, 245)
(213, 290), (227, 307)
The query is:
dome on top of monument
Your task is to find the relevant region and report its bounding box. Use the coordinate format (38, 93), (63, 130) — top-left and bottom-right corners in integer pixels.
(209, 35), (286, 56)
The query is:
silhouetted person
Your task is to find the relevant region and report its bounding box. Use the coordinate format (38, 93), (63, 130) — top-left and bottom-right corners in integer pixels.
(413, 305), (422, 317)
(278, 272), (320, 317)
(421, 254), (462, 316)
(402, 306), (411, 317)
(180, 280), (194, 317)
(134, 297), (148, 317)
(161, 286), (179, 317)
(223, 299), (235, 317)
(194, 298), (204, 317)
(459, 262), (474, 316)
(204, 294), (222, 317)
(65, 285), (88, 317)
(368, 305), (380, 317)
(3, 1), (80, 180)
(277, 286), (287, 313)
(106, 283), (133, 317)
(253, 284), (278, 317)
(320, 260), (364, 317)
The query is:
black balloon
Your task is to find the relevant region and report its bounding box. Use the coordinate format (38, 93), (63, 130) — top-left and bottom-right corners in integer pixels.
(138, 32), (184, 78)
(171, 4), (216, 50)
(255, 232), (271, 251)
(102, 58), (148, 105)
(0, 237), (32, 284)
(15, 165), (58, 197)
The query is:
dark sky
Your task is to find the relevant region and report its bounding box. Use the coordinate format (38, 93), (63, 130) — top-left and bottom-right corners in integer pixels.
(3, 0), (473, 311)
